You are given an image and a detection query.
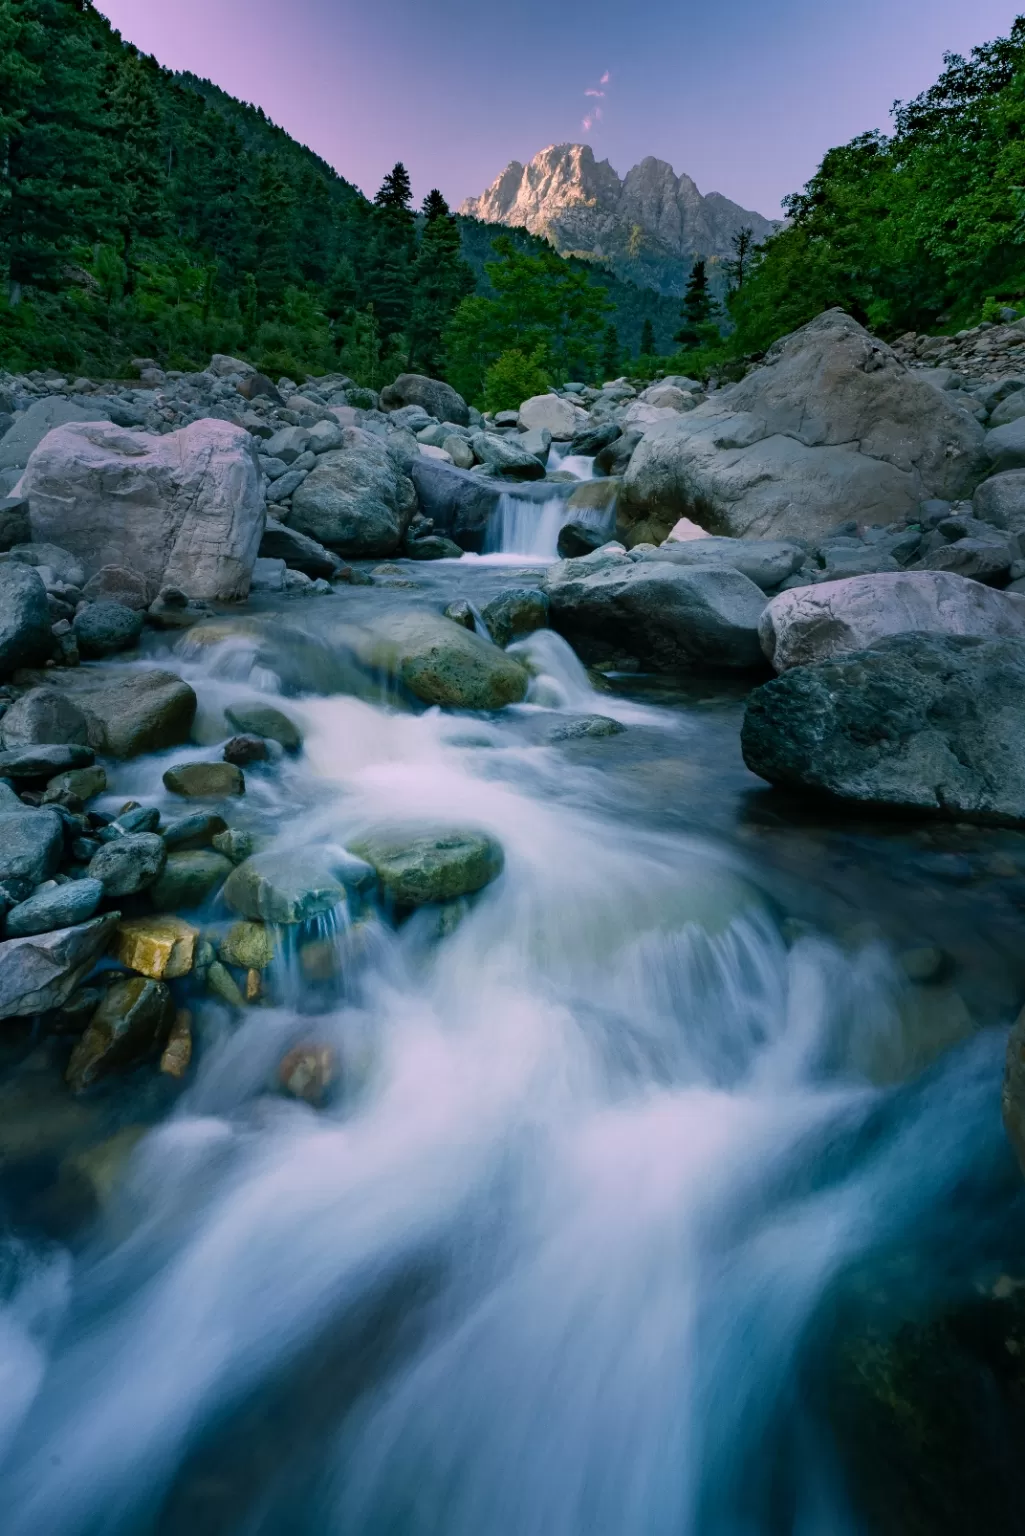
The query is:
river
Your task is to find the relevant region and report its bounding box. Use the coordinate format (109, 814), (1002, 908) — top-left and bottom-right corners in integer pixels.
(1, 525), (1024, 1533)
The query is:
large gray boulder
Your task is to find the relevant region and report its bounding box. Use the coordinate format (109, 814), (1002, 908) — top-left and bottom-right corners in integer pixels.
(350, 826), (504, 906)
(469, 432), (546, 480)
(0, 398), (110, 472)
(545, 550), (767, 671)
(288, 427), (416, 557)
(0, 809), (64, 891)
(379, 374), (470, 427)
(0, 687), (91, 749)
(361, 610), (530, 708)
(972, 470), (1025, 529)
(760, 570), (1025, 672)
(983, 417), (1025, 474)
(635, 537), (805, 591)
(258, 520), (342, 578)
(742, 632), (1025, 826)
(0, 913), (119, 1020)
(47, 669), (198, 758)
(17, 418), (265, 601)
(622, 310), (985, 541)
(0, 562), (54, 674)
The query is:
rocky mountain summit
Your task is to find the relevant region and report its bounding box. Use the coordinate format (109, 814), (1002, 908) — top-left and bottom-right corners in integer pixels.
(459, 143), (776, 295)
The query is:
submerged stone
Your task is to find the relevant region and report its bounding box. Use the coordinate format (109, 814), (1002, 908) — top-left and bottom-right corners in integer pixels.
(350, 826), (504, 907)
(66, 976), (175, 1091)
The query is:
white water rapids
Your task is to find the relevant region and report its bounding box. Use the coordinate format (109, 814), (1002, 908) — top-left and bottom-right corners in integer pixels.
(0, 592), (1014, 1535)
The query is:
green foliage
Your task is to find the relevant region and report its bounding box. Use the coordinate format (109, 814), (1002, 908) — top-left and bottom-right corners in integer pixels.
(483, 346), (551, 412)
(408, 191), (475, 374)
(600, 323), (622, 381)
(639, 317), (656, 357)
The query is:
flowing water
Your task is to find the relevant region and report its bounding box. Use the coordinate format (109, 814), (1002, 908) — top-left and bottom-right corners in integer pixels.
(1, 535), (1024, 1535)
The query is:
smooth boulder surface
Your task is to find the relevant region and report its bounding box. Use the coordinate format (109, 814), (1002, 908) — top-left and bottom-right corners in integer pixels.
(760, 570), (1025, 672)
(379, 374), (470, 427)
(972, 470), (1025, 530)
(224, 701), (302, 752)
(88, 834), (167, 897)
(622, 310), (985, 541)
(363, 610), (530, 709)
(0, 687), (90, 749)
(150, 850), (233, 909)
(0, 809), (64, 890)
(481, 588), (549, 647)
(47, 669), (198, 759)
(163, 761), (245, 798)
(350, 827), (504, 906)
(0, 561), (54, 674)
(222, 850), (347, 924)
(259, 520), (342, 579)
(546, 552), (768, 672)
(469, 433), (546, 481)
(289, 428), (416, 557)
(0, 397), (110, 472)
(5, 879), (103, 939)
(0, 913), (119, 1020)
(18, 418), (265, 601)
(742, 632), (1025, 825)
(518, 394), (582, 441)
(637, 537), (805, 592)
(983, 417), (1025, 474)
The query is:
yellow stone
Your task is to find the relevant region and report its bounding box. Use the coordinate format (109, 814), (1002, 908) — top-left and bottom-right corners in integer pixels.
(245, 967), (261, 1001)
(160, 1009), (193, 1079)
(115, 916), (199, 980)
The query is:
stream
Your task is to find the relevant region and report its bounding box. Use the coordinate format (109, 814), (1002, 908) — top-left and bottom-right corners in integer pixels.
(1, 499), (1025, 1533)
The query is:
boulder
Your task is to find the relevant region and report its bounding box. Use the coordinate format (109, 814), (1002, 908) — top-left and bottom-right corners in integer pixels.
(0, 743), (92, 779)
(224, 701), (302, 752)
(622, 310), (985, 541)
(379, 374), (470, 427)
(760, 570), (1025, 672)
(0, 562), (54, 674)
(546, 554), (768, 672)
(481, 588), (549, 647)
(18, 418), (265, 601)
(518, 394), (581, 441)
(259, 520), (341, 578)
(635, 537), (805, 592)
(149, 850), (233, 909)
(570, 421), (621, 458)
(557, 520), (609, 559)
(742, 632), (1025, 826)
(469, 432), (547, 481)
(406, 533), (464, 560)
(0, 809), (64, 891)
(0, 687), (90, 749)
(984, 417), (1025, 474)
(0, 913), (119, 1021)
(66, 976), (175, 1091)
(44, 765), (106, 803)
(7, 541), (86, 587)
(596, 428), (642, 479)
(72, 601), (144, 659)
(80, 565), (151, 611)
(5, 879), (103, 939)
(306, 419), (345, 454)
(913, 539), (1015, 585)
(161, 811), (228, 851)
(115, 915), (198, 980)
(288, 427), (416, 557)
(223, 732), (268, 765)
(0, 494), (30, 552)
(222, 849), (347, 924)
(0, 397), (110, 472)
(87, 833), (167, 897)
(349, 826), (504, 906)
(972, 471), (1025, 530)
(70, 669), (197, 758)
(363, 610), (530, 708)
(219, 920), (275, 970)
(162, 761), (245, 798)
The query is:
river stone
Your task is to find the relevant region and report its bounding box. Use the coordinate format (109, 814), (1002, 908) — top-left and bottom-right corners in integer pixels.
(983, 417), (1025, 474)
(80, 565), (150, 611)
(149, 850), (233, 909)
(43, 765), (107, 803)
(224, 702), (302, 752)
(0, 809), (64, 889)
(0, 562), (54, 674)
(0, 494), (30, 553)
(212, 829), (255, 864)
(88, 833), (166, 897)
(66, 976), (175, 1091)
(636, 538), (806, 592)
(115, 915), (198, 979)
(350, 827), (504, 906)
(222, 850), (346, 924)
(18, 418), (265, 601)
(0, 743), (93, 779)
(468, 432), (546, 481)
(971, 470), (1025, 531)
(7, 541), (86, 588)
(288, 427), (416, 557)
(70, 669), (197, 758)
(379, 374), (470, 427)
(72, 601), (144, 659)
(760, 570), (1025, 672)
(518, 394), (580, 441)
(0, 913), (119, 1020)
(481, 589), (550, 648)
(223, 734), (268, 766)
(742, 632), (1025, 824)
(405, 534), (464, 560)
(622, 310), (985, 541)
(161, 811), (228, 850)
(219, 919), (275, 970)
(547, 714), (626, 741)
(0, 687), (91, 749)
(913, 538), (1016, 585)
(258, 520), (341, 578)
(546, 556), (767, 672)
(557, 520), (609, 559)
(5, 878), (103, 938)
(364, 610), (529, 709)
(163, 761), (245, 798)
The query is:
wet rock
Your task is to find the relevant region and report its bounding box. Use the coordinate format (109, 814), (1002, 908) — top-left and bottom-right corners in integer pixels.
(0, 743), (94, 779)
(289, 427), (416, 558)
(160, 1009), (193, 1079)
(546, 555), (768, 673)
(71, 669), (197, 758)
(518, 394), (582, 441)
(88, 832), (166, 897)
(760, 570), (1025, 672)
(219, 920), (275, 971)
(8, 541), (87, 588)
(364, 610), (529, 709)
(350, 826), (504, 906)
(557, 520), (609, 559)
(111, 805), (160, 836)
(278, 1043), (335, 1106)
(0, 687), (90, 749)
(570, 420), (621, 457)
(0, 809), (63, 889)
(149, 850), (233, 909)
(469, 431), (546, 480)
(258, 520), (342, 579)
(162, 761), (245, 798)
(206, 959), (246, 1008)
(636, 537), (806, 592)
(66, 976), (175, 1091)
(161, 811), (228, 851)
(80, 565), (150, 611)
(481, 588), (550, 647)
(742, 632), (1025, 825)
(42, 764), (106, 804)
(72, 600), (144, 659)
(405, 533), (464, 560)
(5, 878), (103, 938)
(224, 702), (302, 751)
(222, 850), (347, 924)
(222, 733), (268, 766)
(379, 373), (469, 427)
(443, 599), (475, 630)
(0, 562), (54, 674)
(115, 915), (198, 979)
(146, 587), (213, 631)
(19, 418), (266, 601)
(0, 913), (119, 1020)
(596, 428), (642, 478)
(211, 828), (254, 864)
(547, 714), (625, 740)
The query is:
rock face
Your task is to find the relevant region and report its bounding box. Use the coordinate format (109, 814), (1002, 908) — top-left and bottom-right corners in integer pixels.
(363, 610), (530, 709)
(0, 561), (54, 674)
(545, 551), (767, 671)
(379, 374), (470, 427)
(742, 633), (1025, 826)
(17, 418), (265, 601)
(0, 397), (111, 472)
(622, 311), (986, 540)
(760, 570), (1025, 672)
(0, 914), (119, 1020)
(289, 428), (416, 557)
(460, 143), (775, 296)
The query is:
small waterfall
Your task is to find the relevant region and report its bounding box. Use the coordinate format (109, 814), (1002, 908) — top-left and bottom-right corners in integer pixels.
(548, 444), (596, 481)
(483, 494), (568, 560)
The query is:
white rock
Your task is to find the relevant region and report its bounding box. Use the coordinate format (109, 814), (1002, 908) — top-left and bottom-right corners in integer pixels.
(760, 569), (1025, 672)
(518, 394), (581, 441)
(640, 384), (697, 411)
(19, 419), (266, 602)
(419, 444), (454, 463)
(663, 517), (709, 542)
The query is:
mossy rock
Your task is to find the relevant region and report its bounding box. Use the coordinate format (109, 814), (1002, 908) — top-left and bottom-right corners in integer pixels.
(350, 826), (504, 907)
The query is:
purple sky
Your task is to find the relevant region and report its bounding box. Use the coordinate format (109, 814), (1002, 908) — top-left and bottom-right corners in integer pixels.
(96, 0), (1022, 217)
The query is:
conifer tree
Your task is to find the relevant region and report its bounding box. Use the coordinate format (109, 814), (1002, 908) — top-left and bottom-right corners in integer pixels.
(408, 189), (474, 373)
(640, 317), (656, 356)
(674, 258), (716, 347)
(109, 51), (168, 291)
(601, 322), (622, 380)
(374, 163), (413, 215)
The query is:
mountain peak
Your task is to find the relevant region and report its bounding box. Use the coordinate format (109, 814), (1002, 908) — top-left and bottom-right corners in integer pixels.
(460, 146), (775, 296)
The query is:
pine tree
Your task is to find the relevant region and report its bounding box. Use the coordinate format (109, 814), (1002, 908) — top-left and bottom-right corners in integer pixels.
(724, 226), (755, 292)
(408, 189), (474, 373)
(600, 322), (622, 380)
(374, 162), (413, 215)
(109, 51), (168, 292)
(675, 258), (716, 347)
(640, 317), (656, 356)
(421, 188), (449, 223)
